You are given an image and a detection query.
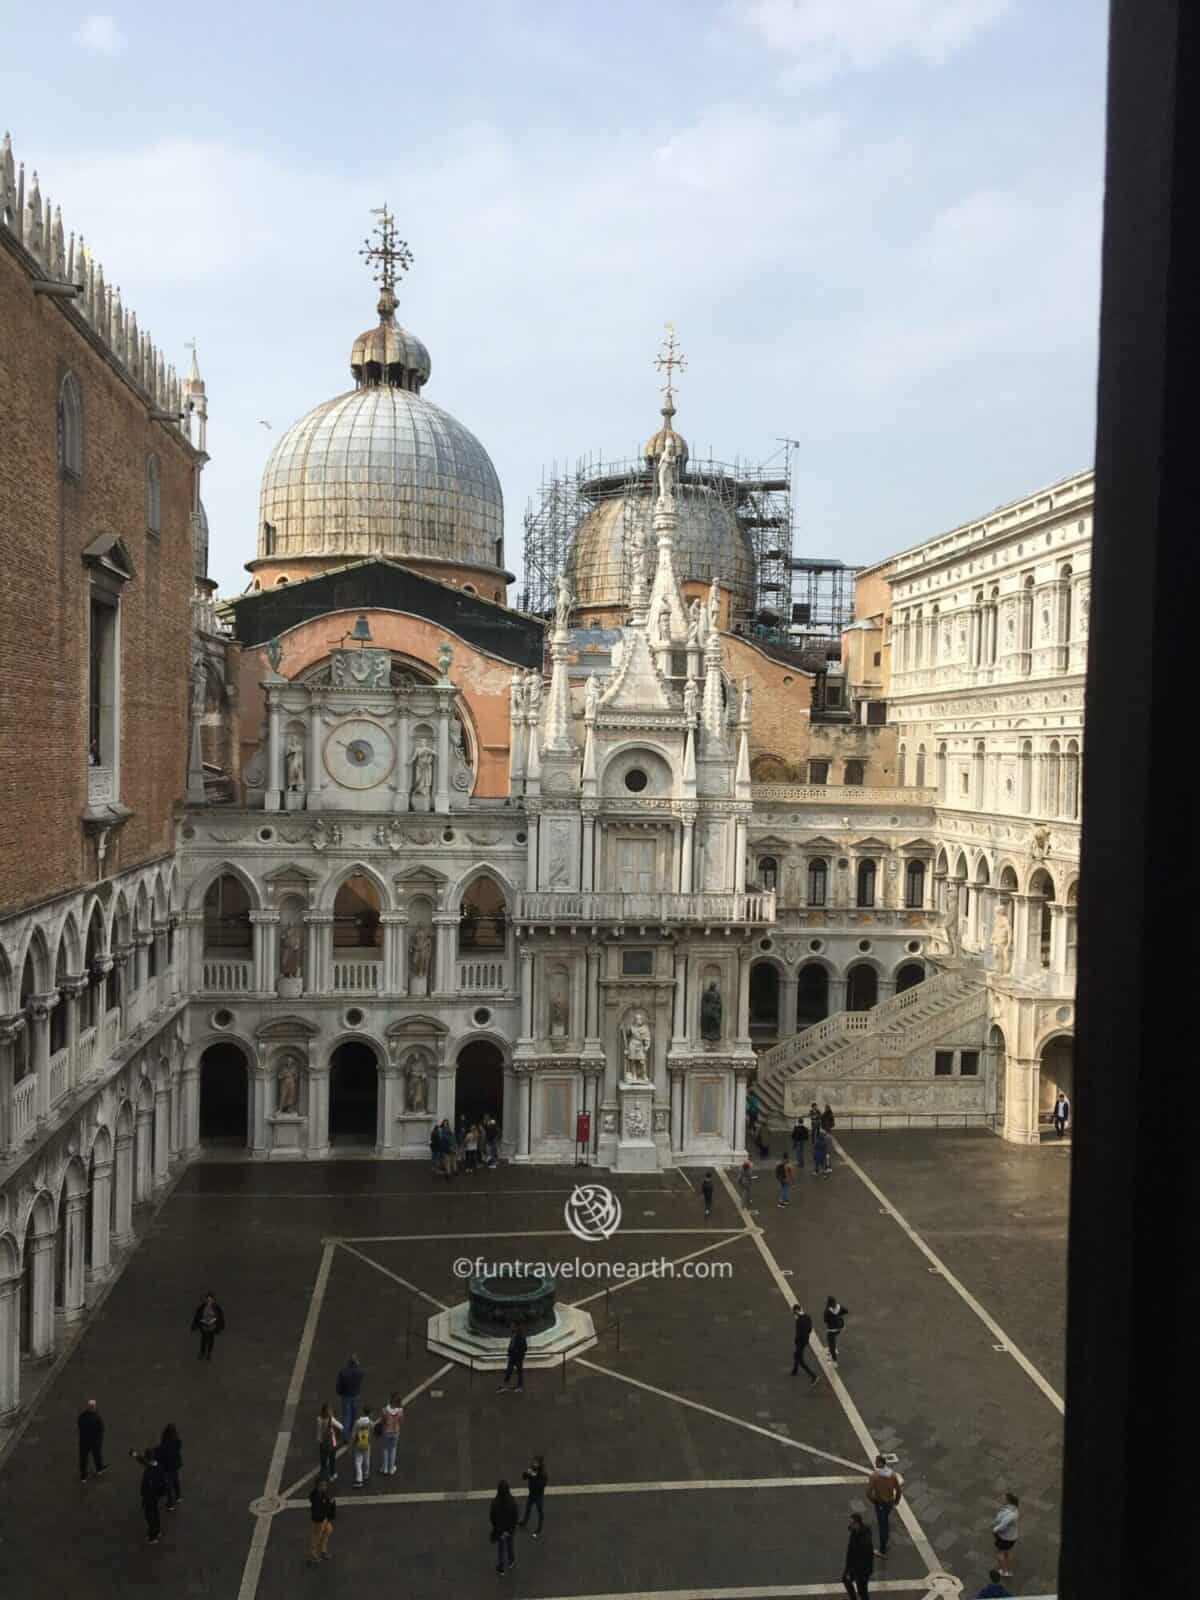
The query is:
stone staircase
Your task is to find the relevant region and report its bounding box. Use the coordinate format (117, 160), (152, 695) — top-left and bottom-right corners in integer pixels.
(754, 969), (988, 1121)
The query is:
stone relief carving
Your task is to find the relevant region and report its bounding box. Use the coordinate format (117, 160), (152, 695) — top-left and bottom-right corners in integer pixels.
(331, 649), (389, 689)
(624, 1103), (649, 1138)
(310, 819), (343, 850)
(285, 739), (305, 791)
(411, 742), (436, 801)
(279, 919), (303, 979)
(700, 981), (723, 1042)
(601, 1109), (618, 1135)
(375, 818), (405, 852)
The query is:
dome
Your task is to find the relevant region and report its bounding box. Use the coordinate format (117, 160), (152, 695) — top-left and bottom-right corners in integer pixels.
(568, 474), (755, 615)
(255, 284), (504, 576)
(642, 400), (689, 471)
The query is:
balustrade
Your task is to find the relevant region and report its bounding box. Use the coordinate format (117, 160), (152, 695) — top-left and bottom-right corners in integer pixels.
(517, 890), (775, 925)
(76, 1025), (97, 1082)
(458, 959), (508, 993)
(11, 1076), (36, 1143)
(201, 958), (253, 993)
(101, 1007), (121, 1062)
(332, 959), (381, 993)
(48, 1046), (71, 1107)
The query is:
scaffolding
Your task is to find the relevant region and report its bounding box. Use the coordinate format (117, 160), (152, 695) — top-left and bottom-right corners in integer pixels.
(787, 555), (860, 640)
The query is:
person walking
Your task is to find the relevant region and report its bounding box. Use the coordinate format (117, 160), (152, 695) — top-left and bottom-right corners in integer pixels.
(824, 1296), (849, 1366)
(190, 1291), (225, 1360)
(791, 1118), (808, 1170)
(866, 1454), (903, 1556)
(485, 1115), (500, 1167)
(1052, 1092), (1070, 1137)
(821, 1102), (836, 1133)
(991, 1493), (1019, 1578)
(775, 1155), (794, 1207)
(379, 1392), (404, 1476)
(976, 1573), (1012, 1597)
(808, 1101), (821, 1140)
(157, 1424), (183, 1510)
(131, 1447), (167, 1544)
(754, 1119), (770, 1160)
(790, 1304), (819, 1384)
(307, 1476), (336, 1565)
(77, 1398), (106, 1483)
(813, 1127), (829, 1177)
(350, 1406), (374, 1486)
(520, 1453), (548, 1537)
(498, 1329), (528, 1393)
(701, 1171), (714, 1218)
(438, 1119), (457, 1178)
(429, 1125), (441, 1172)
(335, 1354), (364, 1443)
(463, 1123), (480, 1173)
(821, 1103), (837, 1172)
(842, 1510), (874, 1599)
(316, 1403), (343, 1481)
(490, 1479), (519, 1574)
(736, 1159), (754, 1207)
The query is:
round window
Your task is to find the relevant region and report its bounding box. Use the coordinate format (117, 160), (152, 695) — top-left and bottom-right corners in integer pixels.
(212, 1009), (234, 1029)
(258, 826), (274, 842)
(809, 939), (823, 952)
(858, 939), (872, 953)
(837, 857), (849, 869)
(759, 938), (772, 952)
(473, 1007), (491, 1027)
(442, 829), (455, 843)
(345, 1008), (365, 1028)
(515, 831), (527, 845)
(907, 939), (921, 954)
(624, 768), (649, 793)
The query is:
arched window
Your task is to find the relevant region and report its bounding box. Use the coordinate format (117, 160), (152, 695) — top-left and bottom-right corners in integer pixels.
(807, 858), (828, 907)
(145, 453), (161, 534)
(460, 875), (508, 951)
(930, 605), (940, 662)
(856, 859), (877, 908)
(1045, 740), (1062, 817)
(757, 856), (778, 891)
(58, 372), (82, 479)
(936, 743), (947, 798)
(904, 860), (926, 908)
(843, 759), (864, 787)
(897, 745), (907, 787)
(1058, 565), (1073, 647)
(1019, 740), (1033, 812)
(333, 874), (383, 950)
(988, 586), (1000, 665)
(1063, 739), (1080, 819)
(203, 874), (252, 953)
(973, 741), (986, 807)
(914, 745), (926, 787)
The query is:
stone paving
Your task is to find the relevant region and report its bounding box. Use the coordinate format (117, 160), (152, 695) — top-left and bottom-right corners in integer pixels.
(0, 1130), (1066, 1599)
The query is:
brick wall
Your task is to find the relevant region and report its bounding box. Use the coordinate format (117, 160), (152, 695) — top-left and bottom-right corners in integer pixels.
(0, 243), (195, 915)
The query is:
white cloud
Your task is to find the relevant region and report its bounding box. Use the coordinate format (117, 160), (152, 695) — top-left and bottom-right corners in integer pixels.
(728, 0), (1013, 79)
(74, 13), (126, 54)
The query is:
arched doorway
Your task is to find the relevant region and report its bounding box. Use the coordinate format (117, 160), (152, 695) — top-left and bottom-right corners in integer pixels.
(329, 1041), (379, 1144)
(1040, 1034), (1074, 1124)
(894, 961), (925, 994)
(845, 963), (878, 1012)
(455, 1040), (505, 1127)
(796, 963), (829, 1029)
(749, 962), (780, 1039)
(988, 1024), (1007, 1129)
(199, 1042), (250, 1143)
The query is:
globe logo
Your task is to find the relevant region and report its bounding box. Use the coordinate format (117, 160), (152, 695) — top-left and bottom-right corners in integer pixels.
(564, 1183), (622, 1242)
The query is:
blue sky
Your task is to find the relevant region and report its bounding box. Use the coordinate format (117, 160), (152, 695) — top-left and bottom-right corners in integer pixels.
(4, 1), (1107, 598)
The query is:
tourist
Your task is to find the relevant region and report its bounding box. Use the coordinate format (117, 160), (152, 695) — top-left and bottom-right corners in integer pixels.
(824, 1296), (849, 1366)
(484, 1115), (500, 1167)
(498, 1328), (528, 1393)
(821, 1104), (836, 1171)
(520, 1452), (548, 1536)
(821, 1102), (836, 1133)
(736, 1159), (754, 1206)
(976, 1573), (1012, 1597)
(157, 1423), (183, 1509)
(746, 1087), (762, 1124)
(991, 1493), (1019, 1578)
(350, 1405), (374, 1485)
(335, 1354), (364, 1442)
(438, 1119), (457, 1178)
(190, 1290), (225, 1360)
(842, 1510), (874, 1599)
(463, 1123), (480, 1173)
(775, 1154), (794, 1207)
(1052, 1091), (1070, 1137)
(790, 1303), (819, 1384)
(791, 1118), (808, 1170)
(866, 1454), (903, 1556)
(701, 1171), (714, 1217)
(813, 1127), (829, 1176)
(755, 1119), (770, 1160)
(490, 1479), (519, 1574)
(316, 1402), (342, 1481)
(808, 1101), (821, 1140)
(429, 1125), (440, 1171)
(379, 1391), (404, 1476)
(77, 1398), (106, 1483)
(307, 1476), (335, 1564)
(130, 1446), (167, 1545)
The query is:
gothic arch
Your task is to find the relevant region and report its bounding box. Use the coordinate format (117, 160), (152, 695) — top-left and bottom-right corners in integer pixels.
(152, 870), (169, 921)
(87, 1123), (113, 1167)
(15, 925), (51, 995)
(79, 897), (109, 959)
(21, 1191), (56, 1253)
(319, 860), (392, 916)
(133, 881), (151, 935)
(445, 861), (518, 917)
(54, 1154), (88, 1212)
(0, 944), (11, 1014)
(0, 1233), (18, 1280)
(52, 910), (83, 975)
(1025, 865), (1058, 898)
(186, 860), (263, 915)
(108, 889), (132, 949)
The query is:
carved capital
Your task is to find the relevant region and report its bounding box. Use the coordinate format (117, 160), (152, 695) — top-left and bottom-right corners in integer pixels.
(26, 991), (60, 1023)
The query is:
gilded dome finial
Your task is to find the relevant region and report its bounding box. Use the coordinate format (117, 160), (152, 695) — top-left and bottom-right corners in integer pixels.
(644, 322), (689, 469)
(352, 206), (429, 391)
(360, 204), (413, 324)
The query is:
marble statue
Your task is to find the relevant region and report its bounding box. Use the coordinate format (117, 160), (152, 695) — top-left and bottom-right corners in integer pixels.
(1030, 825), (1052, 860)
(687, 599), (701, 646)
(683, 678), (698, 722)
(658, 608), (671, 642)
(510, 670), (524, 723)
(657, 431), (678, 507)
(621, 1010), (652, 1082)
(555, 574), (574, 631)
(409, 926), (433, 979)
(549, 995), (567, 1035)
(740, 675), (752, 723)
(285, 739), (305, 791)
(191, 658), (207, 718)
(707, 576), (721, 629)
(411, 742), (435, 800)
(405, 1065), (428, 1113)
(438, 640), (453, 681)
(276, 1056), (300, 1114)
(990, 903), (1012, 975)
(525, 670), (543, 719)
(585, 674), (602, 717)
(279, 921), (303, 979)
(451, 717), (470, 766)
(700, 981), (723, 1042)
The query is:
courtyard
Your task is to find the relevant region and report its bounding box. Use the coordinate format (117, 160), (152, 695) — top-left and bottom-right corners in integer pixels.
(0, 1132), (1067, 1599)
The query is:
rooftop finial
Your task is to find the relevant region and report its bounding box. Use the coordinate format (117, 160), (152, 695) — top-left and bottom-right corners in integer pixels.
(360, 204), (412, 322)
(654, 321), (687, 418)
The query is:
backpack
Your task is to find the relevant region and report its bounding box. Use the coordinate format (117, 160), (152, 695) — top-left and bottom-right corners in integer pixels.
(775, 1161), (786, 1182)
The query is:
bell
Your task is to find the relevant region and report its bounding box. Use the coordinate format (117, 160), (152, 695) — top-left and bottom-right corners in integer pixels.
(350, 614), (372, 643)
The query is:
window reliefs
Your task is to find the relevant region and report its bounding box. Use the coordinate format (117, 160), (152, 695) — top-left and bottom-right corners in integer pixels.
(145, 453), (161, 535)
(81, 534), (133, 793)
(58, 371), (82, 479)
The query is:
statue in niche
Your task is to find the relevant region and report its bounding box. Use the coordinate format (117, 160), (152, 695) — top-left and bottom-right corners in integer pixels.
(276, 1055), (300, 1115)
(707, 576), (721, 629)
(279, 920), (303, 979)
(309, 818), (342, 851)
(740, 675), (752, 723)
(411, 742), (435, 801)
(687, 599), (701, 646)
(451, 717), (470, 767)
(585, 674), (602, 717)
(555, 575), (574, 631)
(658, 608), (671, 642)
(549, 995), (567, 1036)
(510, 670), (524, 723)
(405, 1058), (429, 1113)
(621, 1009), (652, 1082)
(438, 640), (453, 681)
(409, 926), (433, 979)
(657, 431), (678, 508)
(991, 903), (1012, 975)
(285, 739), (305, 791)
(700, 981), (723, 1042)
(525, 670), (543, 720)
(683, 678), (698, 722)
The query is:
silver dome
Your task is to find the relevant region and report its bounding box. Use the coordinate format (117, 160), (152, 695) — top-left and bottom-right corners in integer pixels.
(257, 386), (504, 572)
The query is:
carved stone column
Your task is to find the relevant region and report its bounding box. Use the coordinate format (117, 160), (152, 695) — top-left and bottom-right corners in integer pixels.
(249, 911), (278, 995)
(394, 702), (411, 814)
(1010, 894), (1033, 976)
(381, 913), (408, 995)
(60, 1192), (88, 1322)
(735, 948), (751, 1044)
(304, 912), (333, 995)
(680, 817), (695, 895)
(308, 1066), (331, 1156)
(0, 1266), (20, 1417)
(26, 993), (57, 1124)
(732, 1068), (750, 1160)
(581, 813), (596, 892)
(525, 807), (540, 887)
(180, 1066), (201, 1157)
(152, 921), (170, 999)
(515, 1068), (533, 1162)
(265, 688), (283, 812)
(671, 947), (688, 1046)
(135, 1104), (153, 1201)
(584, 943), (602, 1051)
(378, 1063), (402, 1155)
(26, 1233), (56, 1360)
(89, 1159), (114, 1282)
(0, 1016), (21, 1154)
(153, 1087), (172, 1189)
(829, 974), (847, 1014)
(112, 1132), (135, 1247)
(669, 1067), (685, 1155)
(433, 914), (457, 995)
(518, 948), (534, 1041)
(734, 819), (748, 893)
(112, 947), (132, 1038)
(60, 975), (86, 1090)
(1049, 902), (1069, 975)
(435, 695), (452, 814)
(249, 1065), (270, 1156)
(307, 692), (324, 810)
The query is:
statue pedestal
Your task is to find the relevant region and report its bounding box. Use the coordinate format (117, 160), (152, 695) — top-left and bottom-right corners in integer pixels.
(276, 976), (303, 999)
(614, 1080), (657, 1173)
(284, 790), (305, 812)
(408, 975), (429, 998)
(267, 1113), (306, 1158)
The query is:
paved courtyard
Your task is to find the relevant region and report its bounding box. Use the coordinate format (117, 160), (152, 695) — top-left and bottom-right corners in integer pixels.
(0, 1131), (1067, 1599)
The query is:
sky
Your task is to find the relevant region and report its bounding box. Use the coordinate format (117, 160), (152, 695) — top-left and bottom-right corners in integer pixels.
(3, 1), (1108, 600)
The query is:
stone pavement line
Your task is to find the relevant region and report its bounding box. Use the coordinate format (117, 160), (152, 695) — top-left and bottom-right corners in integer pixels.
(238, 1237), (337, 1600)
(715, 1167), (954, 1591)
(337, 1240), (451, 1309)
(341, 1228), (744, 1240)
(447, 1584), (933, 1599)
(178, 1187), (686, 1198)
(277, 1474), (864, 1507)
(831, 1137), (1065, 1415)
(576, 1358), (868, 1473)
(567, 1229), (751, 1308)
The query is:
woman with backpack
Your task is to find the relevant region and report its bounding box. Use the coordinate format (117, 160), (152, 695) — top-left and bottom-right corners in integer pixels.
(379, 1392), (404, 1476)
(316, 1402), (342, 1481)
(350, 1406), (374, 1486)
(824, 1295), (849, 1367)
(490, 1479), (519, 1574)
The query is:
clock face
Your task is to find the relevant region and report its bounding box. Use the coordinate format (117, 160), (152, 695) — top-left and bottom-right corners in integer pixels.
(323, 718), (396, 790)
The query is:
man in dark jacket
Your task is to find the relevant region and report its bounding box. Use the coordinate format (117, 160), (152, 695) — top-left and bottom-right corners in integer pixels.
(790, 1305), (819, 1384)
(842, 1511), (874, 1598)
(131, 1448), (167, 1544)
(490, 1479), (519, 1573)
(497, 1328), (528, 1393)
(190, 1292), (225, 1360)
(335, 1354), (364, 1442)
(77, 1398), (106, 1483)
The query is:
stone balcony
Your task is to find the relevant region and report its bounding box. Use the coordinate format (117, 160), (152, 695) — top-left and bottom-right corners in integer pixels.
(514, 890), (775, 930)
(751, 783), (937, 806)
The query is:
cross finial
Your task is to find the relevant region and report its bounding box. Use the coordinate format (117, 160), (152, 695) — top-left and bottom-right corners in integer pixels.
(359, 205), (413, 295)
(654, 322), (687, 406)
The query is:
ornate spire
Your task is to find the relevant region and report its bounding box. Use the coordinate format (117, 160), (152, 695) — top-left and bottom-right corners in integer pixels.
(360, 203), (413, 323)
(654, 322), (687, 412)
